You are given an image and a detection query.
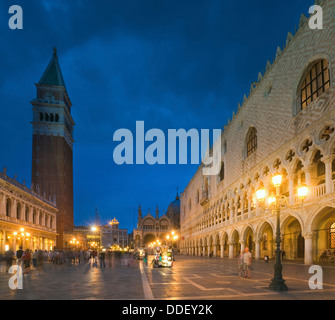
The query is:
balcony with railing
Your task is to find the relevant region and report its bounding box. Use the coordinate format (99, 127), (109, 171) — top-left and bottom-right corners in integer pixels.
(0, 215), (56, 233)
(189, 179), (335, 238)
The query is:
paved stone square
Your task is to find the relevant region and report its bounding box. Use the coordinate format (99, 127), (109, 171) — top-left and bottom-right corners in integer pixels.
(0, 256), (335, 300)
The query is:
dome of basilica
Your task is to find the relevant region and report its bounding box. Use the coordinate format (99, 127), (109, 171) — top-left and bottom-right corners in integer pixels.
(166, 193), (180, 217)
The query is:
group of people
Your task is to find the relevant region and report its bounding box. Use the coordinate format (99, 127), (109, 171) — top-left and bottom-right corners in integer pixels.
(320, 249), (335, 263)
(1, 247), (48, 274)
(50, 249), (92, 265)
(0, 247), (109, 274)
(238, 247), (252, 278)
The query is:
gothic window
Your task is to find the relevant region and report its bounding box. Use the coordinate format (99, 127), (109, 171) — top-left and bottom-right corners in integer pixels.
(50, 113), (54, 122)
(263, 166), (270, 176)
(25, 207), (29, 221)
(219, 162), (225, 182)
(39, 113), (44, 121)
(55, 114), (59, 122)
(313, 150), (325, 176)
(243, 198), (248, 212)
(300, 59), (330, 110)
(301, 139), (313, 153)
(273, 159), (281, 171)
(6, 199), (11, 217)
(236, 197), (241, 216)
(246, 127), (257, 157)
(330, 222), (335, 249)
(16, 203), (21, 219)
(317, 162), (326, 176)
(285, 150), (295, 163)
(320, 126), (335, 142)
(45, 113), (49, 121)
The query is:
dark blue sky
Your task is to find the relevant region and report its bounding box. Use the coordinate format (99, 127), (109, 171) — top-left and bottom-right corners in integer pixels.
(0, 0), (312, 231)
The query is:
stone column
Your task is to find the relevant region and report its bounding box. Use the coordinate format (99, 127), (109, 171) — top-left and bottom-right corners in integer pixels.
(30, 237), (33, 251)
(230, 206), (234, 224)
(304, 233), (314, 265)
(36, 210), (40, 225)
(228, 242), (234, 259)
(304, 166), (312, 187)
(322, 156), (334, 194)
(213, 245), (217, 257)
(11, 199), (17, 218)
(288, 176), (294, 205)
(0, 194), (5, 216)
(13, 236), (17, 252)
(220, 243), (224, 258)
(28, 206), (33, 223)
(248, 197), (251, 218)
(255, 239), (261, 260)
(203, 246), (206, 256)
(1, 231), (6, 254)
(256, 200), (260, 216)
(207, 246), (210, 257)
(239, 240), (245, 253)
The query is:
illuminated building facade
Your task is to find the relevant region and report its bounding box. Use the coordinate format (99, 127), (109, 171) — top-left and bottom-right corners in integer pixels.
(0, 169), (58, 253)
(180, 0), (335, 265)
(101, 218), (128, 249)
(133, 193), (180, 249)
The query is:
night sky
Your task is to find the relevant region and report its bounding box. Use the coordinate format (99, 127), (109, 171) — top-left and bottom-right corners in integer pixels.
(0, 0), (312, 231)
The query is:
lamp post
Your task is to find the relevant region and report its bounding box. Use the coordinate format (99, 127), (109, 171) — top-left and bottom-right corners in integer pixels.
(256, 174), (308, 292)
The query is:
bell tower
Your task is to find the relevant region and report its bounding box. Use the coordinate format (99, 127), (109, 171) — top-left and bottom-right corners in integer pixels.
(31, 48), (74, 248)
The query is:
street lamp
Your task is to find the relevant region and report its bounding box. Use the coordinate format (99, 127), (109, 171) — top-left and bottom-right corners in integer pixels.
(255, 173), (308, 291)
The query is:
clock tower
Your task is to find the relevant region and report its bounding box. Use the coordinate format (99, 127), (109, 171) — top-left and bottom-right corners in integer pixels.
(31, 48), (74, 248)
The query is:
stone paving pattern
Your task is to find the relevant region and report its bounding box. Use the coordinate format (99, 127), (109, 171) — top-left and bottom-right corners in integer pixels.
(1, 256), (335, 300)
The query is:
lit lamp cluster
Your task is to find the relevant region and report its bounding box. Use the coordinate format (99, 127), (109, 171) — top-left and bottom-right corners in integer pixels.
(255, 174), (308, 205)
(69, 238), (80, 245)
(148, 240), (162, 248)
(89, 227), (100, 248)
(255, 173), (308, 291)
(166, 230), (179, 242)
(5, 227), (53, 251)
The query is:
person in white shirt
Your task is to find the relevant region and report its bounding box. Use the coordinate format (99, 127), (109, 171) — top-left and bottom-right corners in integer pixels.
(243, 247), (252, 278)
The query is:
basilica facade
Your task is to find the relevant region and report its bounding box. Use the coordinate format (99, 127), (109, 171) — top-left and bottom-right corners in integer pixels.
(180, 0), (335, 265)
(133, 193), (180, 248)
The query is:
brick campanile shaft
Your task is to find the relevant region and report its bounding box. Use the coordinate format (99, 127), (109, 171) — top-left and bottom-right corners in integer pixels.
(31, 48), (74, 248)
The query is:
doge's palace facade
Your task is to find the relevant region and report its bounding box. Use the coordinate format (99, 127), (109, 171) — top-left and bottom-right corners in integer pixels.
(180, 0), (335, 265)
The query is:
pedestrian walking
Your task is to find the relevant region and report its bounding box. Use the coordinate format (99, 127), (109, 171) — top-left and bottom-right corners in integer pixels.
(143, 250), (148, 267)
(32, 250), (38, 268)
(4, 249), (14, 272)
(99, 251), (106, 268)
(238, 250), (244, 277)
(22, 249), (31, 274)
(282, 250), (286, 261)
(243, 247), (252, 278)
(16, 247), (24, 268)
(92, 250), (98, 267)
